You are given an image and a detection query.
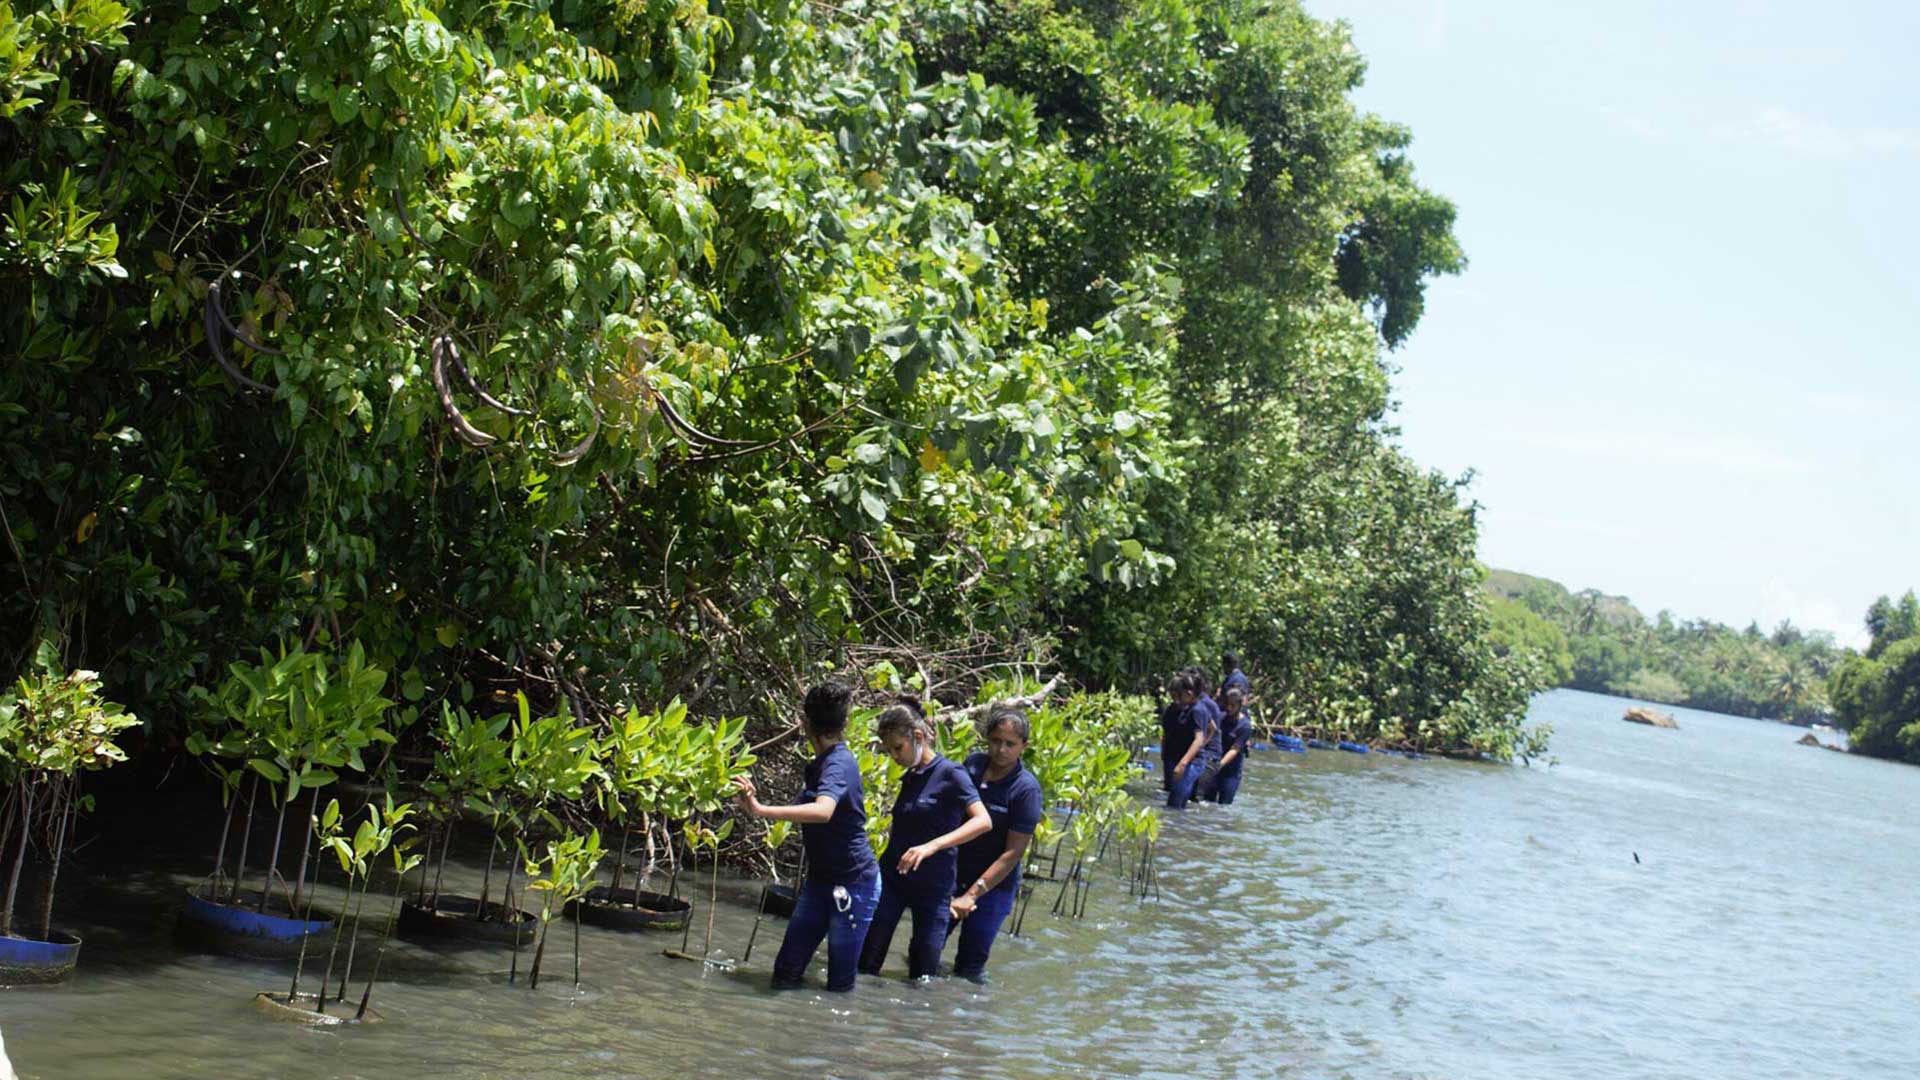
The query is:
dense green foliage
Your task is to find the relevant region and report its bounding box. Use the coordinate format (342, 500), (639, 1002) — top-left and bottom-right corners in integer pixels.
(0, 0), (1542, 761)
(1827, 591), (1920, 765)
(1485, 568), (1846, 723)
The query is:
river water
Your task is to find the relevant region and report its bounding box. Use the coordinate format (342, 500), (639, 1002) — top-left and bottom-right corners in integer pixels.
(4, 688), (1916, 1078)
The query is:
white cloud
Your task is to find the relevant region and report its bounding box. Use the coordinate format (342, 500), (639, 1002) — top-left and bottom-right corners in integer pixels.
(1501, 426), (1813, 478)
(1717, 106), (1920, 159)
(1756, 579), (1870, 649)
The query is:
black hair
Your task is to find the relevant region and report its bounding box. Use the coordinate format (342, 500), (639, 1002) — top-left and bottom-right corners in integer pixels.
(876, 694), (929, 743)
(1189, 668), (1210, 696)
(1223, 686), (1245, 708)
(803, 680), (853, 738)
(983, 704), (1031, 743)
(1169, 673), (1193, 697)
(1222, 652), (1240, 673)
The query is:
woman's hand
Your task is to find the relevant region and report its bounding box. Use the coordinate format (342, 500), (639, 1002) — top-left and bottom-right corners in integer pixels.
(949, 891), (977, 920)
(733, 776), (761, 816)
(897, 842), (938, 874)
(1172, 761), (1188, 778)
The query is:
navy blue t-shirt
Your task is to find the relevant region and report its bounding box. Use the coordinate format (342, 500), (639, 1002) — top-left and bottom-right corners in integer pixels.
(883, 754), (982, 896)
(1216, 710), (1254, 776)
(1197, 694), (1224, 759)
(1158, 701), (1183, 760)
(1224, 668), (1250, 695)
(1172, 703), (1214, 763)
(800, 742), (877, 886)
(955, 753), (1044, 894)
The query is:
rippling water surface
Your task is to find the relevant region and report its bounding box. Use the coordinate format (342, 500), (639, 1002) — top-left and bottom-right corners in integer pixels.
(5, 689), (1917, 1078)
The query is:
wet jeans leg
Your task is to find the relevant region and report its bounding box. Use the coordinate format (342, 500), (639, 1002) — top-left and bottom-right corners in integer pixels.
(771, 880), (832, 988)
(1214, 768), (1243, 805)
(774, 873), (879, 992)
(857, 881), (906, 976)
(1167, 763), (1202, 808)
(903, 891), (952, 980)
(951, 882), (1016, 980)
(822, 870), (880, 992)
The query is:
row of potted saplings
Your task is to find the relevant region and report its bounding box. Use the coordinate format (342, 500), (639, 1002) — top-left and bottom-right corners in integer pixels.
(2, 644), (1162, 1019)
(0, 642), (754, 1018)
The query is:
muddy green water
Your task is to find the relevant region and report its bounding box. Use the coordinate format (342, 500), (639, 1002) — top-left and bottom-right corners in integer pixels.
(4, 689), (1916, 1078)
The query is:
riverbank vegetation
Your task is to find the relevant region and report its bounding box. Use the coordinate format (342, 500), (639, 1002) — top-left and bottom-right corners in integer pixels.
(1484, 569), (1846, 724)
(0, 0), (1547, 822)
(1827, 591), (1920, 765)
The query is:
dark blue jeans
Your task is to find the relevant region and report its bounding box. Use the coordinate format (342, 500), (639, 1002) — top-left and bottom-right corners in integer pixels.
(858, 878), (952, 980)
(1166, 759), (1207, 808)
(771, 869), (881, 992)
(945, 879), (1018, 980)
(1210, 765), (1244, 805)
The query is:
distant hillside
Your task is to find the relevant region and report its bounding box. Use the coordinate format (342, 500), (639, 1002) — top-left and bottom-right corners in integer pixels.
(1480, 567), (1848, 724)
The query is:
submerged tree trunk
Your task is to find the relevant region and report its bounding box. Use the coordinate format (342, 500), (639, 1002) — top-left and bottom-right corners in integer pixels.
(2, 779), (36, 935)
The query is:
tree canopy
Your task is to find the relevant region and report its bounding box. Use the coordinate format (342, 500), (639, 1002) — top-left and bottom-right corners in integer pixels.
(0, 0), (1543, 760)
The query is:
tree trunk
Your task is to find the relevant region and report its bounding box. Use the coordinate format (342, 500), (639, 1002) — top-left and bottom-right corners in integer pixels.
(2, 779), (36, 934)
(430, 817), (455, 909)
(355, 870), (409, 1020)
(229, 774), (259, 904)
(36, 778), (75, 941)
(207, 781), (237, 892)
(528, 918), (550, 990)
(336, 872), (371, 1000)
(290, 789), (317, 915)
(288, 832), (321, 1003)
(256, 788), (289, 913)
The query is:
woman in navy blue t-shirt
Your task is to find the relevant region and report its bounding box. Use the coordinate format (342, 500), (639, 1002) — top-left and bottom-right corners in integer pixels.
(736, 681), (880, 992)
(857, 697), (991, 981)
(1207, 686), (1254, 805)
(945, 704), (1044, 982)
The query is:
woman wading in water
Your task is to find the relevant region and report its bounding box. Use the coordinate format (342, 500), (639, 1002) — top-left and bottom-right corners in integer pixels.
(735, 681), (880, 992)
(945, 705), (1043, 983)
(857, 697), (991, 982)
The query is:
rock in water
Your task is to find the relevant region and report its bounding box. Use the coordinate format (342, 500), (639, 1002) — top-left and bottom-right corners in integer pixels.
(1622, 706), (1679, 729)
(1797, 732), (1822, 747)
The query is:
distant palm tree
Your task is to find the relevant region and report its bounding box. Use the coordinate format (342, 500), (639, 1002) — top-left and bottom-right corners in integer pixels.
(1771, 663), (1811, 721)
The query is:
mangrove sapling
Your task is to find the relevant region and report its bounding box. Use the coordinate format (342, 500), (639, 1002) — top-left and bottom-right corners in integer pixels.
(521, 830), (603, 990)
(288, 799), (347, 1004)
(742, 820), (793, 964)
(188, 643), (401, 919)
(356, 840), (426, 1020)
(0, 653), (137, 946)
(310, 800), (410, 1014)
(664, 820), (732, 966)
(335, 799), (417, 1002)
(421, 704), (510, 914)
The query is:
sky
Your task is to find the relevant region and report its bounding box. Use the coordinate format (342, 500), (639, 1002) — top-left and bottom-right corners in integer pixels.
(1306, 0), (1919, 646)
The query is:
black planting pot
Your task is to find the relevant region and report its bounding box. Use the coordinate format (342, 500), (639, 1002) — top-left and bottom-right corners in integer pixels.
(177, 889), (332, 958)
(397, 895), (535, 946)
(568, 886), (691, 932)
(758, 884), (798, 919)
(0, 930), (82, 986)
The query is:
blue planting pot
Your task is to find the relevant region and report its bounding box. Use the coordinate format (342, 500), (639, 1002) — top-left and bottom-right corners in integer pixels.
(0, 930), (81, 986)
(1306, 738), (1335, 750)
(179, 889), (332, 957)
(1337, 741), (1369, 754)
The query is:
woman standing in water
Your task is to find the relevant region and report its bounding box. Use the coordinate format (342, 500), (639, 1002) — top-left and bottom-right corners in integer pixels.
(1207, 686), (1254, 805)
(1167, 677), (1216, 809)
(858, 697), (992, 982)
(736, 681), (880, 992)
(946, 705), (1044, 983)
